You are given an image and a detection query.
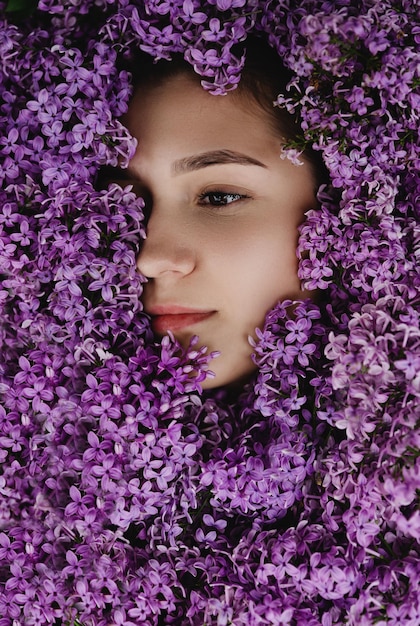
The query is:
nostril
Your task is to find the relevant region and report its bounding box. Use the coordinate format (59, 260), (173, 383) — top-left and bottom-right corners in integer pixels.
(136, 225), (195, 279)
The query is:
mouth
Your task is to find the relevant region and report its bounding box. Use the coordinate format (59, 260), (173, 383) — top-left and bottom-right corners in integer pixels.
(147, 306), (216, 334)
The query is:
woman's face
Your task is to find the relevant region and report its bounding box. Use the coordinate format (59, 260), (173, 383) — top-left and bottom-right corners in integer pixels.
(124, 74), (316, 388)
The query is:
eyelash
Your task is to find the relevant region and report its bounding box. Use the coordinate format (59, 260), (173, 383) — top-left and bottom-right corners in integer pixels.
(197, 190), (250, 207)
(96, 169), (250, 212)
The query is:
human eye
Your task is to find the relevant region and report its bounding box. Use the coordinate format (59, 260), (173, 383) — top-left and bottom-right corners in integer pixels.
(197, 190), (250, 207)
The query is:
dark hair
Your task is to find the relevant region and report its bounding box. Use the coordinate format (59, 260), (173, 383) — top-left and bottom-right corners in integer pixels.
(128, 37), (327, 184)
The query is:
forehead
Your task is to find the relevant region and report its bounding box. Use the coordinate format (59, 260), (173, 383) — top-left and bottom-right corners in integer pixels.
(125, 74), (282, 159)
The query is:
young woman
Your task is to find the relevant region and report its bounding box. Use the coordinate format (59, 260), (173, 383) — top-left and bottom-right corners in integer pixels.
(121, 43), (323, 389)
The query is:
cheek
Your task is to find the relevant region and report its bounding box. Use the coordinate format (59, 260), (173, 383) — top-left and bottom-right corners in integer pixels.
(190, 231), (304, 389)
(227, 228), (301, 303)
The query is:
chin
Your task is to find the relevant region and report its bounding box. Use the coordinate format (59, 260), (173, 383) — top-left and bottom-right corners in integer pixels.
(200, 357), (257, 391)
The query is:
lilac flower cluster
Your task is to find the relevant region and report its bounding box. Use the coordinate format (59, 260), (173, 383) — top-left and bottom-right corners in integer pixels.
(0, 0), (419, 624)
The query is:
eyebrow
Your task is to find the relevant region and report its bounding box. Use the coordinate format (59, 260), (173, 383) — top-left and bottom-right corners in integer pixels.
(102, 149), (267, 184)
(171, 149), (267, 174)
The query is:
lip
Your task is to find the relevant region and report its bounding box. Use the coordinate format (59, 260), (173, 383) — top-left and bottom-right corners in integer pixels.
(147, 305), (216, 334)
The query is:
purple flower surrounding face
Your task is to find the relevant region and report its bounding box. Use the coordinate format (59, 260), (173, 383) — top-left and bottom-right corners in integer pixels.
(0, 0), (419, 624)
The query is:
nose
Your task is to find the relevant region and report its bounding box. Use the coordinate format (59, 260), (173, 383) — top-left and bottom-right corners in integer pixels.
(136, 207), (195, 279)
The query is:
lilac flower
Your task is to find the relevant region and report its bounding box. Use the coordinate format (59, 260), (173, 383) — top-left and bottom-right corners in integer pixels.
(0, 0), (419, 624)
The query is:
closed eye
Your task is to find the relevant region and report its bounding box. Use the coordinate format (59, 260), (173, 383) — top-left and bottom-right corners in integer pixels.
(197, 191), (250, 207)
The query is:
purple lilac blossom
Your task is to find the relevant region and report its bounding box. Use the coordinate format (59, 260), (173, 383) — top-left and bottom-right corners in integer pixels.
(0, 0), (419, 624)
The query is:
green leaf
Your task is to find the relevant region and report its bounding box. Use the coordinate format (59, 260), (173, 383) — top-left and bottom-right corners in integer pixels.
(5, 0), (38, 13)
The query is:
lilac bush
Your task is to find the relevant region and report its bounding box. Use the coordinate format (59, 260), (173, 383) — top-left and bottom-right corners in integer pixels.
(0, 0), (419, 624)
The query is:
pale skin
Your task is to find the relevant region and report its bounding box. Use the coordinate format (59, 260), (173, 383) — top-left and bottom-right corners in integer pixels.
(123, 74), (316, 388)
